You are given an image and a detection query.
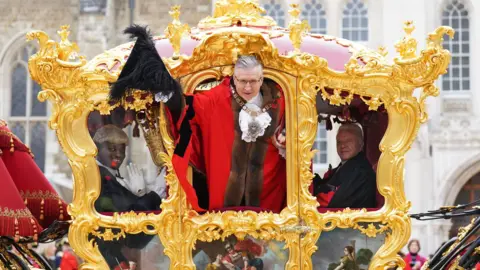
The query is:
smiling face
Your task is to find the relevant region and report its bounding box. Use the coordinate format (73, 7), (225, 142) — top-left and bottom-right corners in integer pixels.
(336, 129), (362, 161)
(409, 241), (420, 254)
(233, 66), (263, 101)
(97, 141), (126, 170)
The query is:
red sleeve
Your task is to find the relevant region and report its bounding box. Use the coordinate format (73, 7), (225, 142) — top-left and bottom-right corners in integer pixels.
(183, 92), (214, 173)
(164, 93), (210, 173)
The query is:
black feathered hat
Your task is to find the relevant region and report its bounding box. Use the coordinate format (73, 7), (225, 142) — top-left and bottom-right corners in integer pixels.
(109, 25), (183, 106)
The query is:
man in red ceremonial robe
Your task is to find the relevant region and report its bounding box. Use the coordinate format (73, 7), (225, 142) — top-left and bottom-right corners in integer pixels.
(109, 26), (287, 212)
(183, 56), (287, 212)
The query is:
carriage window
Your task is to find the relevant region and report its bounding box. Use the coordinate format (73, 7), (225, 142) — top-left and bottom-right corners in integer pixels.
(80, 0), (106, 13)
(342, 0), (369, 42)
(441, 0), (469, 92)
(311, 91), (386, 211)
(9, 44), (47, 172)
(263, 0), (285, 27)
(302, 0), (327, 34)
(87, 106), (166, 216)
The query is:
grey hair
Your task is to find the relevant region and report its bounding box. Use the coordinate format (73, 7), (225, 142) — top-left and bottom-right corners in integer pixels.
(234, 55), (263, 73)
(338, 123), (364, 146)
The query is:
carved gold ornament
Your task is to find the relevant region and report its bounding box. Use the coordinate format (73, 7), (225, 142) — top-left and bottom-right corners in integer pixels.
(287, 4), (311, 55)
(199, 0), (276, 29)
(164, 5), (191, 59)
(27, 1), (453, 268)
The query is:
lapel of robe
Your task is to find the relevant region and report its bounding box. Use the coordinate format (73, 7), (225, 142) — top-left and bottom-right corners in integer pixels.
(326, 162), (346, 187)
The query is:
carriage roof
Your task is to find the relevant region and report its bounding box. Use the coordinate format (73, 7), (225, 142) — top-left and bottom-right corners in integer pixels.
(85, 2), (381, 78)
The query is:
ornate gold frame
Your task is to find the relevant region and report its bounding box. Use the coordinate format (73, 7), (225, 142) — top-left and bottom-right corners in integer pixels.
(27, 3), (453, 270)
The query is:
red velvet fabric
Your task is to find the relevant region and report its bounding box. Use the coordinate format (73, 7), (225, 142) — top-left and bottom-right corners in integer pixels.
(1, 148), (70, 228)
(0, 121), (31, 154)
(0, 157), (42, 239)
(0, 121), (69, 228)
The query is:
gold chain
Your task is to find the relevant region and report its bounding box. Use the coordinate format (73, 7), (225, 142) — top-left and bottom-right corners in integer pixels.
(231, 86), (274, 117)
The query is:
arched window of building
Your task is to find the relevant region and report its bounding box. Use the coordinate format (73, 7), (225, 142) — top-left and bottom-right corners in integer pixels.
(9, 43), (48, 172)
(441, 0), (470, 92)
(263, 0), (285, 27)
(449, 173), (480, 238)
(341, 0), (368, 42)
(302, 0), (327, 34)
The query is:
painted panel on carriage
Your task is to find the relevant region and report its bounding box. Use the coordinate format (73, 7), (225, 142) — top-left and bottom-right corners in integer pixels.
(193, 235), (288, 270)
(312, 227), (385, 270)
(93, 233), (170, 269)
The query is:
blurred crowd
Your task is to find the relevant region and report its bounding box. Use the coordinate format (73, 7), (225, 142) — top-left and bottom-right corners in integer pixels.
(397, 239), (480, 270)
(19, 238), (81, 270)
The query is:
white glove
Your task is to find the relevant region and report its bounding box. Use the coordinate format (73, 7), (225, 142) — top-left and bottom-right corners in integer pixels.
(122, 163), (147, 196)
(145, 167), (168, 199)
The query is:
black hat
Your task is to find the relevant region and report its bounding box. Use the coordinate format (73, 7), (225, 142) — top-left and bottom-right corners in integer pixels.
(109, 25), (183, 106)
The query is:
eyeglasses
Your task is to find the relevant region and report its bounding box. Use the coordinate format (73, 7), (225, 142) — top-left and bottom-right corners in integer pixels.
(234, 75), (263, 86)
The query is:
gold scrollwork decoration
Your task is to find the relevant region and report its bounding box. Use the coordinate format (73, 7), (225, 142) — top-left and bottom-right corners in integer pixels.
(90, 228), (126, 242)
(354, 223), (390, 238)
(320, 88), (354, 106)
(199, 0), (276, 29)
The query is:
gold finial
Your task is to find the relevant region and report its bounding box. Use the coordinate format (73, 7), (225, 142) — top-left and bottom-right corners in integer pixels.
(403, 20), (415, 36)
(394, 21), (417, 60)
(169, 5), (181, 20)
(288, 4), (310, 55)
(56, 25), (79, 61)
(427, 26), (455, 50)
(164, 5), (191, 59)
(57, 25), (70, 42)
(378, 46), (388, 57)
(288, 3), (301, 18)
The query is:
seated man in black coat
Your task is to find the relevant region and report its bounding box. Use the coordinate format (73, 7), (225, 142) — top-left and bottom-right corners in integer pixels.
(92, 124), (166, 269)
(313, 123), (377, 209)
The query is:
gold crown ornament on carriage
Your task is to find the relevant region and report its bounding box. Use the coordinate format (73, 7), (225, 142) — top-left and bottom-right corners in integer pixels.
(26, 0), (454, 269)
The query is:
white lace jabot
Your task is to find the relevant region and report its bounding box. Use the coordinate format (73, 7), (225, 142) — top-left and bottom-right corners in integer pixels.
(238, 93), (272, 142)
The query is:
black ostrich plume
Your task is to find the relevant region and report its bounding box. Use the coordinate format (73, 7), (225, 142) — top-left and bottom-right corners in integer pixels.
(109, 25), (183, 116)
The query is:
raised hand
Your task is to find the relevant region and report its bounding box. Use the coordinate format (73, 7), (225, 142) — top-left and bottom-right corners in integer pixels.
(126, 163), (146, 196)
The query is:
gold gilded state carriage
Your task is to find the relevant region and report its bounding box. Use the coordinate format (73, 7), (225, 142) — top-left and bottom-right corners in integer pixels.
(27, 1), (453, 269)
